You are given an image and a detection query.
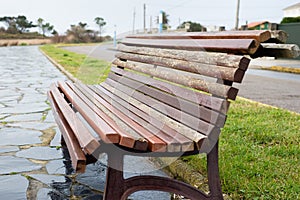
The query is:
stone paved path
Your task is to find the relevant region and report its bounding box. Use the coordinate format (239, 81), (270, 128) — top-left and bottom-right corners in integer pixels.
(0, 46), (170, 199)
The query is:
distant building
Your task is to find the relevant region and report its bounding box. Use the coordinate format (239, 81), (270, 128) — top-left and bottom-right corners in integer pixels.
(283, 2), (300, 17)
(247, 21), (271, 30)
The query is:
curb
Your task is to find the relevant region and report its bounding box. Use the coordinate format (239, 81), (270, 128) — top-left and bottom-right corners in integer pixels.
(39, 48), (79, 83)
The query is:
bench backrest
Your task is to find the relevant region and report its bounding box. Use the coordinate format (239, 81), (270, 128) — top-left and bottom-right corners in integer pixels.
(106, 33), (252, 153)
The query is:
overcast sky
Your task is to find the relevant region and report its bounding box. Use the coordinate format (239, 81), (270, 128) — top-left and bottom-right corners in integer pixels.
(0, 0), (299, 36)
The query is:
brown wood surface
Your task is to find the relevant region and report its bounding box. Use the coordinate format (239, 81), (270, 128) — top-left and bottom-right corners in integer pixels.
(108, 70), (226, 127)
(267, 30), (288, 44)
(113, 59), (239, 100)
(57, 81), (120, 144)
(50, 84), (100, 155)
(65, 82), (167, 152)
(105, 77), (217, 136)
(47, 91), (86, 172)
(74, 83), (167, 152)
(89, 83), (179, 152)
(118, 44), (250, 70)
(127, 30), (271, 42)
(121, 38), (260, 55)
(260, 43), (300, 58)
(65, 81), (139, 150)
(107, 72), (226, 128)
(115, 52), (246, 82)
(89, 84), (195, 152)
(99, 82), (207, 149)
(110, 67), (229, 114)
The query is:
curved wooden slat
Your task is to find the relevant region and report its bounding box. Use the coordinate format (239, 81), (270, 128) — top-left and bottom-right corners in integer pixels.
(73, 82), (167, 152)
(121, 38), (260, 55)
(127, 30), (271, 43)
(110, 67), (229, 114)
(115, 52), (246, 82)
(118, 44), (250, 70)
(64, 81), (140, 150)
(108, 71), (226, 127)
(50, 84), (100, 155)
(112, 59), (239, 100)
(57, 81), (120, 144)
(47, 91), (86, 172)
(89, 84), (194, 152)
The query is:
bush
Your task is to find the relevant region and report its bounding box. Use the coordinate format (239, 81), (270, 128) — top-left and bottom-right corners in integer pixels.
(281, 16), (300, 24)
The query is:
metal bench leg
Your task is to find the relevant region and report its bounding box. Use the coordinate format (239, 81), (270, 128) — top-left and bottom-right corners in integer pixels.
(104, 143), (223, 200)
(207, 141), (224, 200)
(103, 152), (125, 200)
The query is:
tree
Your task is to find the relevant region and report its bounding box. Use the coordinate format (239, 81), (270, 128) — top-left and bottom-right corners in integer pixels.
(157, 11), (170, 30)
(15, 15), (35, 33)
(94, 17), (106, 39)
(37, 18), (44, 34)
(0, 15), (35, 33)
(67, 22), (91, 43)
(37, 18), (55, 36)
(177, 21), (204, 32)
(0, 16), (17, 33)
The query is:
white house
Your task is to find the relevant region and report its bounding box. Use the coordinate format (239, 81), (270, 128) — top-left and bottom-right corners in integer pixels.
(283, 2), (300, 17)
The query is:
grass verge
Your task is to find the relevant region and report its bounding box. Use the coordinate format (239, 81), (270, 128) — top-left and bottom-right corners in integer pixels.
(41, 44), (300, 199)
(40, 44), (111, 84)
(182, 99), (300, 199)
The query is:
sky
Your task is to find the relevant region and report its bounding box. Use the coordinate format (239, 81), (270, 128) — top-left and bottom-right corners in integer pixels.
(0, 0), (299, 37)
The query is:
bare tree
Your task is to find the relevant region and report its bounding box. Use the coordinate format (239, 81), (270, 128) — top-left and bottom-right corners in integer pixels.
(94, 17), (106, 40)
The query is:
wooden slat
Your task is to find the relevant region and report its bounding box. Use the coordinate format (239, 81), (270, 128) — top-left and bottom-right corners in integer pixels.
(107, 72), (226, 128)
(112, 60), (239, 100)
(260, 43), (300, 58)
(108, 71), (226, 127)
(121, 38), (260, 55)
(127, 30), (271, 42)
(105, 77), (217, 135)
(99, 82), (208, 149)
(73, 82), (168, 152)
(57, 81), (120, 144)
(110, 67), (229, 114)
(118, 44), (250, 70)
(88, 84), (194, 152)
(47, 91), (86, 173)
(115, 52), (246, 82)
(50, 84), (100, 155)
(64, 81), (140, 150)
(266, 30), (288, 44)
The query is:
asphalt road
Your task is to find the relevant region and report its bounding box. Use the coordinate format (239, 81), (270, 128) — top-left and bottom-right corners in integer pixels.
(63, 44), (300, 113)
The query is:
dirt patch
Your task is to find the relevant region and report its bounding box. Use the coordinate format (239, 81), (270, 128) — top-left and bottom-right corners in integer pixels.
(0, 39), (52, 46)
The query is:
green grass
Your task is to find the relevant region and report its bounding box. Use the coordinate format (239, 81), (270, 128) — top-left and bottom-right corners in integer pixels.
(182, 99), (300, 199)
(40, 44), (111, 84)
(41, 44), (300, 199)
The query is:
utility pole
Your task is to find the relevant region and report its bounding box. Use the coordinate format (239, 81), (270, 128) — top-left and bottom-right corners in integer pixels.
(143, 4), (146, 33)
(133, 7), (136, 34)
(235, 0), (240, 30)
(150, 16), (153, 33)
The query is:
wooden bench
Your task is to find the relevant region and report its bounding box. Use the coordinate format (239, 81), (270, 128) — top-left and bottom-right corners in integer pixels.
(47, 30), (299, 200)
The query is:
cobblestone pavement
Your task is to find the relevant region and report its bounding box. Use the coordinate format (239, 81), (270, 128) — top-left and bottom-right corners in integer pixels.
(0, 46), (170, 199)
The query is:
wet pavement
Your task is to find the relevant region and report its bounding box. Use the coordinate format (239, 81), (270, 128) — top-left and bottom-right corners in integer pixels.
(0, 46), (170, 199)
